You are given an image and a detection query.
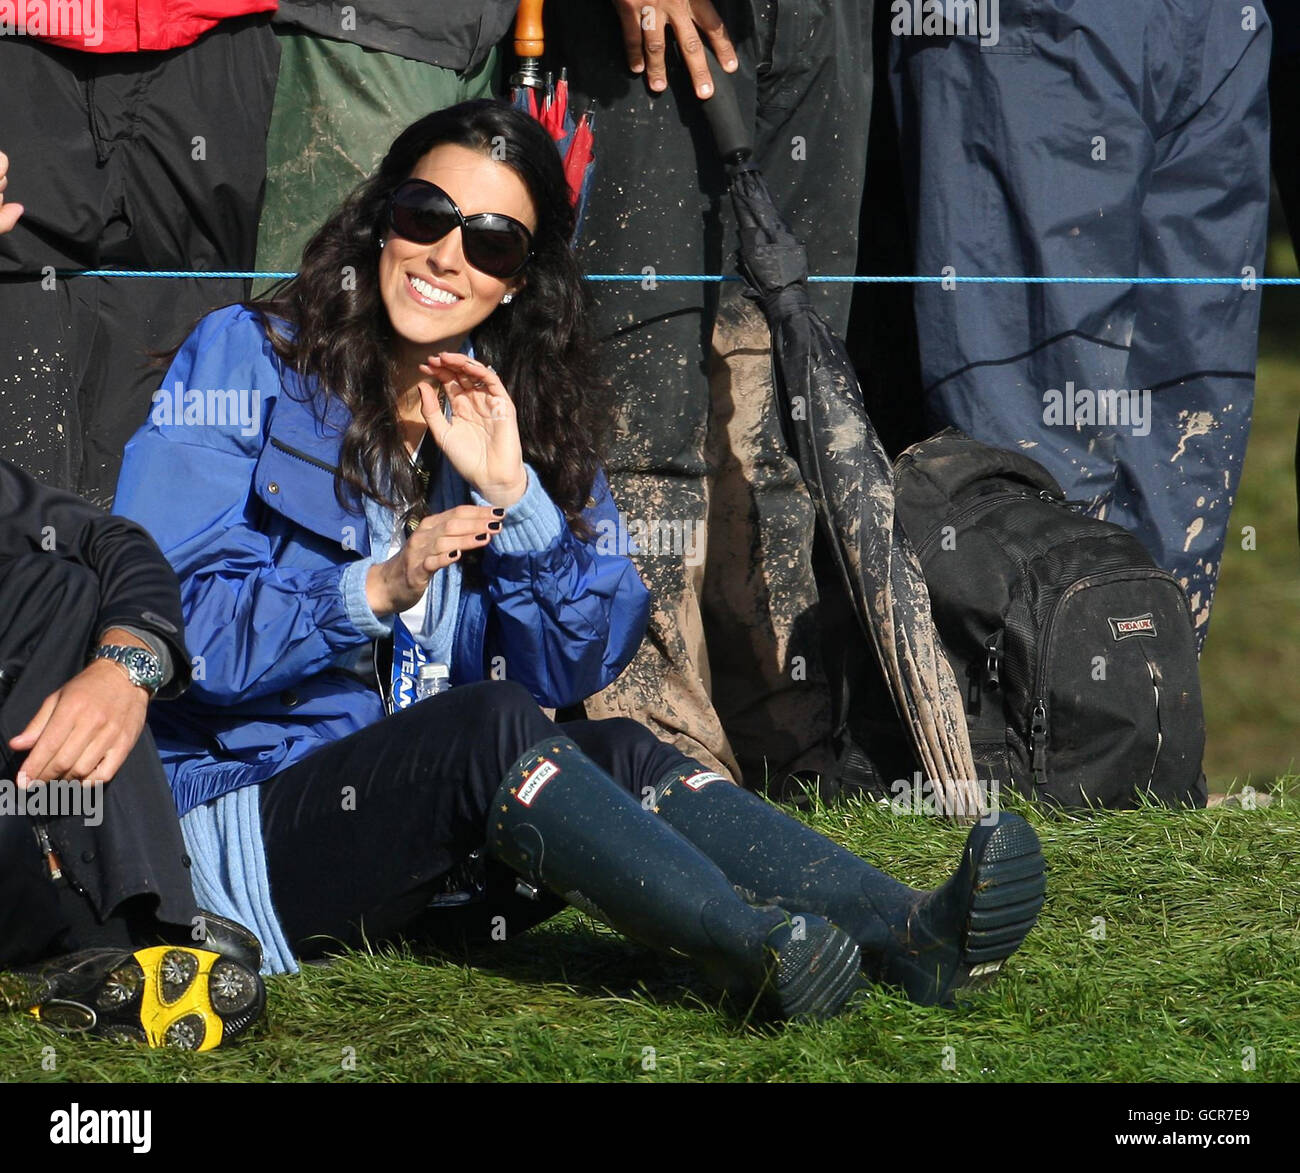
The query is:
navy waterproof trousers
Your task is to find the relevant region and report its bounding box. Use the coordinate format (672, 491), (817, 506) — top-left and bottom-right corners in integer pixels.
(887, 0), (1272, 650)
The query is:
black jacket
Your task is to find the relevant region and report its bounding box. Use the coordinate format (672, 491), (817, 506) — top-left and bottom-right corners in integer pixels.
(0, 459), (191, 699)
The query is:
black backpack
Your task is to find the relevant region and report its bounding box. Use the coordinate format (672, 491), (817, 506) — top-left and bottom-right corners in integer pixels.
(890, 429), (1207, 809)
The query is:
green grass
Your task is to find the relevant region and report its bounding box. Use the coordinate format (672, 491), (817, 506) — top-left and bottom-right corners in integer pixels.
(4, 787), (1297, 1083)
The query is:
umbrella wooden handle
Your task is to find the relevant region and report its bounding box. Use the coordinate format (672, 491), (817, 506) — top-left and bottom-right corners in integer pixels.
(515, 0), (545, 59)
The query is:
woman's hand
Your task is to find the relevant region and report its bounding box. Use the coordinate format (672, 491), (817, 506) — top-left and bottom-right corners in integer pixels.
(417, 352), (528, 507)
(365, 504), (503, 615)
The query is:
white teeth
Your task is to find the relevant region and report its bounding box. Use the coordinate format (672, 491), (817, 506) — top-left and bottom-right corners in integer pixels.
(409, 275), (459, 304)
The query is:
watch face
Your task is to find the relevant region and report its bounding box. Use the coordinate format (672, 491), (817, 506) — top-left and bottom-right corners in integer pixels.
(99, 645), (163, 691)
(128, 650), (164, 689)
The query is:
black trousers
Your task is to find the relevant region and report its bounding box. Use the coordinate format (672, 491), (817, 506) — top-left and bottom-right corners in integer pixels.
(0, 557), (198, 968)
(258, 681), (690, 958)
(0, 21), (279, 507)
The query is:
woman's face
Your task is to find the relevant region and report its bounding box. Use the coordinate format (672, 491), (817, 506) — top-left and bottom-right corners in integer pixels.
(379, 143), (537, 373)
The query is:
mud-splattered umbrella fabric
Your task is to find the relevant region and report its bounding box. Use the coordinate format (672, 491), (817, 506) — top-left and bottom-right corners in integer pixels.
(729, 163), (980, 814)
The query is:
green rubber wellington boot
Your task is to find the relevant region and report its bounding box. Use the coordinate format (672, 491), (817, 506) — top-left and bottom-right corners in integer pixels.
(650, 766), (1046, 1006)
(487, 738), (864, 1022)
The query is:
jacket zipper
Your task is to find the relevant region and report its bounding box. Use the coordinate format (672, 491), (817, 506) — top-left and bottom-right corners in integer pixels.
(374, 639), (393, 716)
(269, 436), (340, 475)
(33, 821), (63, 881)
(273, 436), (387, 702)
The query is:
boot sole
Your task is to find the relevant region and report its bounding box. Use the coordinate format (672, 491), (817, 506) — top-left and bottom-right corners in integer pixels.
(31, 947), (264, 1050)
(884, 814), (1046, 1006)
(943, 815), (1045, 1003)
(767, 919), (864, 1021)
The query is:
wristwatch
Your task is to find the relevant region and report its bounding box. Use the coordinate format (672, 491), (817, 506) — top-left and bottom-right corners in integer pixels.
(92, 644), (164, 696)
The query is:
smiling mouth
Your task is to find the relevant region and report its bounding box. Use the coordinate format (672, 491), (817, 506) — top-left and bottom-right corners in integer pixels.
(407, 273), (462, 306)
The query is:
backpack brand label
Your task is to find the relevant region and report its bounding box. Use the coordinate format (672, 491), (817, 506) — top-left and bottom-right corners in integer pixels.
(1108, 613), (1157, 640)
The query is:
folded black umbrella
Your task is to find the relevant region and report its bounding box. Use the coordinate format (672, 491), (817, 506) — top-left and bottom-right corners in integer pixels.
(705, 83), (981, 816)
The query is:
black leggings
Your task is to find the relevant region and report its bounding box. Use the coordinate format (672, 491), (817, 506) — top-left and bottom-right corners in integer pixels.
(258, 680), (688, 959)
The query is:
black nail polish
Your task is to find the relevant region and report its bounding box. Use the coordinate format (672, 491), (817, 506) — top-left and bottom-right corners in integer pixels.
(474, 532), (488, 541)
(487, 521), (502, 532)
(449, 550), (461, 559)
(491, 507), (506, 518)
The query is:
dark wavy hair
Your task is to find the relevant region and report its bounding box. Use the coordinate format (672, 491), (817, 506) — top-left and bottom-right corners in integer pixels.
(247, 99), (609, 532)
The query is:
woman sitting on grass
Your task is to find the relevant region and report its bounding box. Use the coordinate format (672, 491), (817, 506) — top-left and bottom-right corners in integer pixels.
(113, 100), (1046, 1020)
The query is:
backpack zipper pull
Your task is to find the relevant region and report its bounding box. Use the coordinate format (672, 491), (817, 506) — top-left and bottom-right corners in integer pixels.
(1030, 698), (1049, 779)
(985, 634), (1002, 690)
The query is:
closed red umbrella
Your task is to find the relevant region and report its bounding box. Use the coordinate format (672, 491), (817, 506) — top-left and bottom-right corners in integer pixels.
(511, 0), (596, 237)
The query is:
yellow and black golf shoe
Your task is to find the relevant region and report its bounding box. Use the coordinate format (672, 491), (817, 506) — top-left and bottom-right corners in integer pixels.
(2, 945), (264, 1050)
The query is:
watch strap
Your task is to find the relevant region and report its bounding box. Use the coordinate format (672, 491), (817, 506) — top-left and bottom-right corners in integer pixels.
(109, 625), (174, 690)
(92, 644), (164, 695)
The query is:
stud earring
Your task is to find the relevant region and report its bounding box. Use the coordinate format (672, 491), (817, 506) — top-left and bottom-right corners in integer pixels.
(501, 293), (514, 305)
(378, 239), (386, 250)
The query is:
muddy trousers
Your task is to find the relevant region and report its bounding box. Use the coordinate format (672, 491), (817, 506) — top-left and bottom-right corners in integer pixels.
(0, 557), (198, 969)
(889, 0), (1271, 651)
(546, 0), (874, 791)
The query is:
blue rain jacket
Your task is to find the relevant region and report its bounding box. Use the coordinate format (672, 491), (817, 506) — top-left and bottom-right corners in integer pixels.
(114, 305), (649, 815)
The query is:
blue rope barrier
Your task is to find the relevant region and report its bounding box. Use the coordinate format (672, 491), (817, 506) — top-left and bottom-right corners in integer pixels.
(60, 269), (1300, 285)
(64, 271), (300, 280)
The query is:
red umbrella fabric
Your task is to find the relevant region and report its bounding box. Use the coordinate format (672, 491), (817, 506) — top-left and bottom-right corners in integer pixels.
(511, 1), (596, 238)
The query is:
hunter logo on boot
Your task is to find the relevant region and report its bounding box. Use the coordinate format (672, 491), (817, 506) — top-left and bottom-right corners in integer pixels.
(683, 771), (726, 791)
(517, 759), (560, 806)
(1108, 613), (1157, 640)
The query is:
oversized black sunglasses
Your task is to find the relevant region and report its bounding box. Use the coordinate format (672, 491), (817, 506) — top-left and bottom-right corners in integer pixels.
(386, 179), (533, 280)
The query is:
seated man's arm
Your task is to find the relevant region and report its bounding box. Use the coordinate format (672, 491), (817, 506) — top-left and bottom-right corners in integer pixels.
(0, 459), (191, 695)
(1, 462), (192, 787)
(9, 632), (152, 788)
